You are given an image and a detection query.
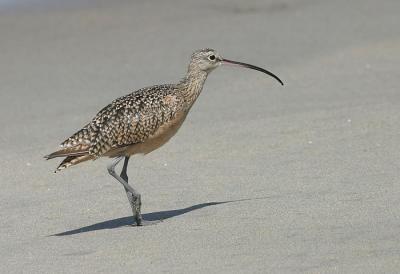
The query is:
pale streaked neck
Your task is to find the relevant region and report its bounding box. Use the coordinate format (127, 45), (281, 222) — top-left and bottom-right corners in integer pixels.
(179, 67), (209, 108)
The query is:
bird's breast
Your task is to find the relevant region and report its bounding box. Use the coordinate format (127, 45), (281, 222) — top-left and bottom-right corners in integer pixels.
(125, 110), (188, 156)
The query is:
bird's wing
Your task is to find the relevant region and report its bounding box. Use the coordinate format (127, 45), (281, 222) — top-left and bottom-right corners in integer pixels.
(59, 85), (183, 158)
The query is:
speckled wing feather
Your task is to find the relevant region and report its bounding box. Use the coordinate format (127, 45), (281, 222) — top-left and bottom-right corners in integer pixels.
(59, 84), (183, 158)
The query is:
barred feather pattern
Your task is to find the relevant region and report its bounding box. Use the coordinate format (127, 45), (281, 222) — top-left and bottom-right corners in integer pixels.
(45, 48), (229, 173)
(60, 84), (186, 157)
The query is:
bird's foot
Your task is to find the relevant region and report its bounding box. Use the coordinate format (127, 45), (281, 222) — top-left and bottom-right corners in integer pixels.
(127, 193), (163, 226)
(128, 193), (143, 226)
(131, 211), (163, 226)
(133, 211), (143, 226)
(133, 219), (163, 227)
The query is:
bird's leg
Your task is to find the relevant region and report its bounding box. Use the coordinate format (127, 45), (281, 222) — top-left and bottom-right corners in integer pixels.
(120, 156), (143, 226)
(107, 156), (142, 226)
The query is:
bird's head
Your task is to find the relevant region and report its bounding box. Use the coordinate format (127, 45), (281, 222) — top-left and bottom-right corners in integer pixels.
(189, 48), (283, 86)
(189, 48), (222, 72)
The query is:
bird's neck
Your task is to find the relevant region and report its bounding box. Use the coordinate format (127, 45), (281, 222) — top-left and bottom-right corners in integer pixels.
(179, 68), (208, 109)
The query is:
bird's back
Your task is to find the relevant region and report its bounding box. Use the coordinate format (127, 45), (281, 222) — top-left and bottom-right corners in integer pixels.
(46, 84), (186, 171)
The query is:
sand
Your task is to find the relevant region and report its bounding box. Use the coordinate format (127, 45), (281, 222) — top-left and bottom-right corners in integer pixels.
(1, 0), (400, 273)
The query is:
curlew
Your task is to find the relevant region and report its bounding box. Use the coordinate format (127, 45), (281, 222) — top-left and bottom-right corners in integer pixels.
(45, 48), (283, 226)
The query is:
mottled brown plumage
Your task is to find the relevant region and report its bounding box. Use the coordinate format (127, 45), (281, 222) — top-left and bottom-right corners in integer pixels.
(49, 84), (186, 170)
(45, 48), (283, 225)
(46, 61), (210, 171)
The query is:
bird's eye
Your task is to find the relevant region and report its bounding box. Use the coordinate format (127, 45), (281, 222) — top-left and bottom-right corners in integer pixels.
(209, 55), (216, 61)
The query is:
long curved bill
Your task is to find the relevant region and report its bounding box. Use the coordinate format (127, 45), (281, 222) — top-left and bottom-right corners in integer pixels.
(221, 58), (284, 86)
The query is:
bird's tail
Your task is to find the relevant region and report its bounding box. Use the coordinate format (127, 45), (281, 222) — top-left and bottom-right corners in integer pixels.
(44, 145), (89, 160)
(54, 154), (94, 172)
(44, 147), (93, 172)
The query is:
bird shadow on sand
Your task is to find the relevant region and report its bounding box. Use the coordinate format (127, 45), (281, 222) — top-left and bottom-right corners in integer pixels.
(51, 196), (274, 236)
